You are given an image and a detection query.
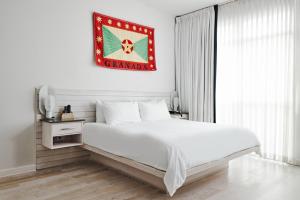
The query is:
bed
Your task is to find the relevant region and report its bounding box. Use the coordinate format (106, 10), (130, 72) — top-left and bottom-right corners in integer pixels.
(82, 119), (260, 196)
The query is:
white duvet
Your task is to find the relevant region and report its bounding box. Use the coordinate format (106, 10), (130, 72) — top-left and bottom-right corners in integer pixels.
(82, 119), (259, 196)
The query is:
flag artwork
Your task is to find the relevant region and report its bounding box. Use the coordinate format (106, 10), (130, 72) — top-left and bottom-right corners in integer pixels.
(93, 12), (156, 71)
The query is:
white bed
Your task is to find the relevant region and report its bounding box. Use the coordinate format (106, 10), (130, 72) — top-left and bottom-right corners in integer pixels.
(82, 119), (259, 196)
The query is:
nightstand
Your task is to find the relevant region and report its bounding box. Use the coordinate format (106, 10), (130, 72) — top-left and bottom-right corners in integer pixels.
(169, 111), (189, 120)
(41, 119), (85, 149)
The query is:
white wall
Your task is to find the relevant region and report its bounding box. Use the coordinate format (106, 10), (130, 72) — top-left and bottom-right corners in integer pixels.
(0, 0), (175, 170)
(294, 0), (300, 164)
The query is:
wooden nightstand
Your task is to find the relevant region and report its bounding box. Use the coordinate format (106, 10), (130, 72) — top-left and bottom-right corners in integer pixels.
(41, 119), (85, 149)
(169, 111), (189, 120)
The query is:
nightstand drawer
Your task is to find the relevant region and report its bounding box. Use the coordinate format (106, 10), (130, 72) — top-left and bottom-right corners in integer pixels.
(51, 122), (82, 136)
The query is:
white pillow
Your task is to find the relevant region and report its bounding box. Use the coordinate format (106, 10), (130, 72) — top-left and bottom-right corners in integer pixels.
(139, 100), (171, 121)
(96, 100), (105, 123)
(102, 101), (141, 125)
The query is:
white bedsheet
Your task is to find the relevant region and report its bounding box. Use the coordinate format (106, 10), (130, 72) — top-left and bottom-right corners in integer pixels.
(82, 119), (259, 196)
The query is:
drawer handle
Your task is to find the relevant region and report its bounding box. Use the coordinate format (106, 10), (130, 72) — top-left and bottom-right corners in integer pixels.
(60, 128), (75, 131)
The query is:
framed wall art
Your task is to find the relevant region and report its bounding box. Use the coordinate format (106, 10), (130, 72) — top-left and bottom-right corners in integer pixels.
(93, 12), (156, 71)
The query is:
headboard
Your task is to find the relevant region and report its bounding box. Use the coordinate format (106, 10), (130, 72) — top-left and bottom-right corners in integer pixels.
(50, 89), (171, 122)
(35, 88), (172, 169)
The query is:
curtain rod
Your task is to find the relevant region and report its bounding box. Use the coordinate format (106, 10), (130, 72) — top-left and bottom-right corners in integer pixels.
(175, 0), (236, 18)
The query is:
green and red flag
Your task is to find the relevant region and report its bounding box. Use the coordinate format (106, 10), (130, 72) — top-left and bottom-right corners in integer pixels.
(93, 12), (156, 71)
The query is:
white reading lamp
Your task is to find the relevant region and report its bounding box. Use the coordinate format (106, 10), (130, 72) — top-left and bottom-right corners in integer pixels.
(173, 97), (179, 112)
(45, 95), (55, 119)
(39, 85), (56, 119)
(171, 91), (180, 112)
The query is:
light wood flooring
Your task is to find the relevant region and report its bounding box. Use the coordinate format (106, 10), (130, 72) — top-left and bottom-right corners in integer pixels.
(0, 156), (299, 200)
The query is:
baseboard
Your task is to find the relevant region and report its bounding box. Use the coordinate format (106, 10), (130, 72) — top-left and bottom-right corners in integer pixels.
(0, 164), (36, 178)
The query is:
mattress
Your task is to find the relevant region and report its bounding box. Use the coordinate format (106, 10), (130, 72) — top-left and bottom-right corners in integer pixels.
(82, 119), (259, 196)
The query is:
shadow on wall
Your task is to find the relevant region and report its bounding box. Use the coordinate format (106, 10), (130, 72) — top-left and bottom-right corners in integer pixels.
(11, 90), (38, 167)
(12, 124), (35, 167)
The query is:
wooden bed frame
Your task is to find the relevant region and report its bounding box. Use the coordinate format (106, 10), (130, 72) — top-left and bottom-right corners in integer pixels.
(35, 88), (260, 194)
(83, 144), (260, 193)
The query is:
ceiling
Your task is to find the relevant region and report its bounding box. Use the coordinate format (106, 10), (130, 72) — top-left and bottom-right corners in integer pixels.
(140, 0), (230, 16)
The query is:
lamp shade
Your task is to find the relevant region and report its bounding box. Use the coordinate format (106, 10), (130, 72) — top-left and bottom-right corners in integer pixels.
(173, 97), (179, 112)
(45, 95), (55, 119)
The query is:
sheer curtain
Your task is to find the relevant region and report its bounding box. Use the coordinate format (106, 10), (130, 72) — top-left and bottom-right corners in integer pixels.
(175, 7), (216, 122)
(216, 0), (296, 163)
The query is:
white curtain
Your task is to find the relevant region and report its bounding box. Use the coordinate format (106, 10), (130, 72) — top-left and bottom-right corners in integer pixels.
(175, 7), (215, 122)
(216, 0), (296, 163)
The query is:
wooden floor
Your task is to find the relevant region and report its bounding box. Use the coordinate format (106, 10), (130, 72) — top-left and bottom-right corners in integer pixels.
(0, 156), (300, 200)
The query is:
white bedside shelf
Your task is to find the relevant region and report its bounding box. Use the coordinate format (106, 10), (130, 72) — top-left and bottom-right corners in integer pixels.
(52, 142), (83, 149)
(42, 120), (85, 149)
(170, 112), (189, 120)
